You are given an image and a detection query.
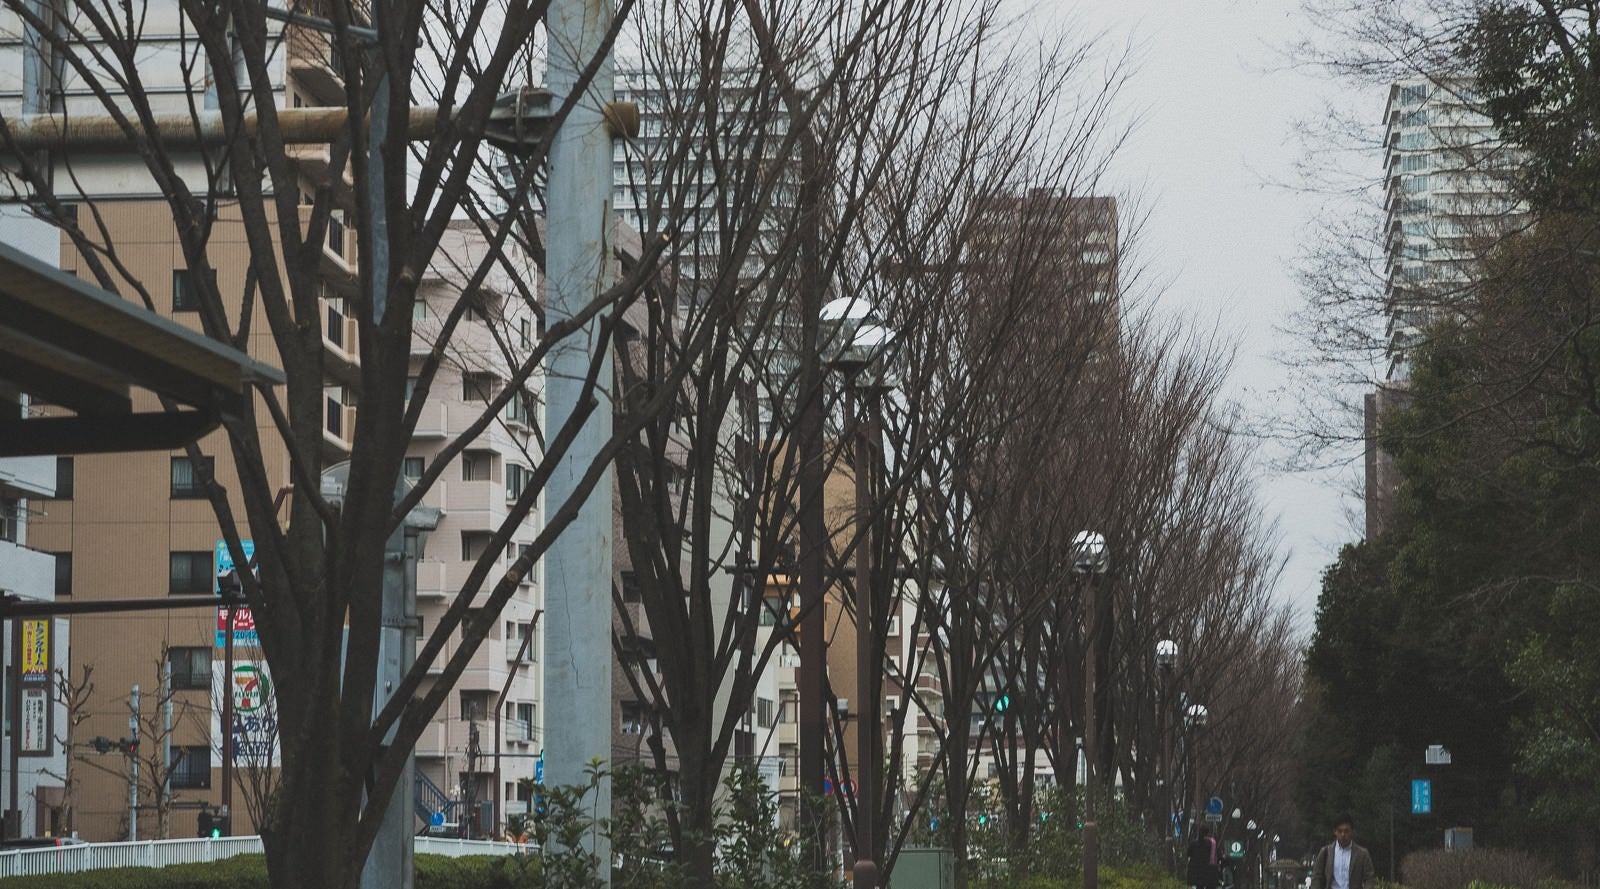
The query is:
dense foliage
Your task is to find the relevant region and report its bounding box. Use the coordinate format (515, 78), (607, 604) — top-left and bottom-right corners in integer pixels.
(1302, 3), (1600, 876)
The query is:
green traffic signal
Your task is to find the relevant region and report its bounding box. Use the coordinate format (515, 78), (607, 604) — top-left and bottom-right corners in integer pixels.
(994, 694), (1010, 713)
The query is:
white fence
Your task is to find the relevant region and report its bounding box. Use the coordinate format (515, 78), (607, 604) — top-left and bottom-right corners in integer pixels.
(0, 835), (529, 879)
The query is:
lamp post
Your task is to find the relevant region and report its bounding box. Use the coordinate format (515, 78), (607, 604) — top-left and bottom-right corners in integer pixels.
(1156, 640), (1178, 870)
(1073, 531), (1110, 889)
(1184, 703), (1209, 840)
(821, 297), (895, 888)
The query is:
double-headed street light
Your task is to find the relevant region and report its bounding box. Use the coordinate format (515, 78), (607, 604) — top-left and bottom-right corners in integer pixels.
(822, 296), (895, 889)
(1074, 530), (1110, 889)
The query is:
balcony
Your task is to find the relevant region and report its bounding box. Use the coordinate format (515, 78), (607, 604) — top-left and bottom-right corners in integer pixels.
(0, 544), (55, 601)
(0, 456), (54, 498)
(286, 25), (346, 106)
(416, 558), (449, 599)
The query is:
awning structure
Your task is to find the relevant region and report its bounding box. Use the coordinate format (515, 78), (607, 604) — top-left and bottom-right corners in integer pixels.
(0, 239), (285, 456)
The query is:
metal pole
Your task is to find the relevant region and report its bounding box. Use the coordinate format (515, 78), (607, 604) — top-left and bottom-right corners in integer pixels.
(162, 661), (172, 835)
(222, 601), (235, 817)
(1160, 669), (1173, 872)
(128, 684), (139, 842)
(543, 0), (615, 879)
(796, 128), (830, 883)
(6, 620), (19, 837)
(1083, 576), (1099, 889)
(851, 392), (879, 888)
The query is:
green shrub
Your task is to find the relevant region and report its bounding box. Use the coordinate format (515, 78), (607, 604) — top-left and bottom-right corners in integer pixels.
(0, 852), (537, 889)
(0, 854), (272, 889)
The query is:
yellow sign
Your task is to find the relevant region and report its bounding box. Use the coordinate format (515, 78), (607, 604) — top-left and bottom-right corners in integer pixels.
(20, 620), (49, 682)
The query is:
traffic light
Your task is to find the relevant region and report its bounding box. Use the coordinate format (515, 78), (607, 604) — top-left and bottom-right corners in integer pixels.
(217, 569), (242, 600)
(994, 694), (1011, 714)
(199, 808), (231, 838)
(91, 736), (112, 754)
(120, 737), (138, 756)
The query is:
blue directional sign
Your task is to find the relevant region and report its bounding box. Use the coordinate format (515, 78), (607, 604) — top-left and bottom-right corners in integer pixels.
(1206, 796), (1224, 816)
(430, 810), (445, 828)
(1411, 779), (1432, 815)
(535, 754), (544, 785)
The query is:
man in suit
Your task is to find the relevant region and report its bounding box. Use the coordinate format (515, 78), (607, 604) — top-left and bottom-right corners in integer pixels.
(1310, 814), (1377, 889)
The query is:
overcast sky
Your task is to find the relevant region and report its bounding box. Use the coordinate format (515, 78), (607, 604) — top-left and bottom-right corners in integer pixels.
(1051, 1), (1380, 629)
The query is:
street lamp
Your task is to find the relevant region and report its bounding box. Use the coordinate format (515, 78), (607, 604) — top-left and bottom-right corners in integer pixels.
(1074, 530), (1110, 889)
(1156, 640), (1178, 871)
(1184, 702), (1209, 840)
(822, 296), (895, 889)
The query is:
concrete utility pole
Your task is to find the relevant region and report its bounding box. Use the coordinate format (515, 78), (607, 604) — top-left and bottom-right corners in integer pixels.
(128, 684), (139, 842)
(542, 0), (616, 881)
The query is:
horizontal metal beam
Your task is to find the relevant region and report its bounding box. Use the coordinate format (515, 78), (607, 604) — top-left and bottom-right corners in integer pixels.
(0, 410), (220, 456)
(0, 595), (227, 618)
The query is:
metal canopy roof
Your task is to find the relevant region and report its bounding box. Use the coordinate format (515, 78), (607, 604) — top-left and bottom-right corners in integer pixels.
(0, 238), (285, 456)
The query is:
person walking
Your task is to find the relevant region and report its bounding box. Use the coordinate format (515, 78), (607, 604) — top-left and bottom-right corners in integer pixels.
(1186, 824), (1220, 889)
(1310, 814), (1377, 889)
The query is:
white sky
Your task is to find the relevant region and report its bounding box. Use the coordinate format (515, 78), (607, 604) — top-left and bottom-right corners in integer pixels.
(1055, 0), (1380, 630)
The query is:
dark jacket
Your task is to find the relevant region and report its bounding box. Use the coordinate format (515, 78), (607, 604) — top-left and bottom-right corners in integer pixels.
(1186, 835), (1219, 887)
(1310, 841), (1376, 889)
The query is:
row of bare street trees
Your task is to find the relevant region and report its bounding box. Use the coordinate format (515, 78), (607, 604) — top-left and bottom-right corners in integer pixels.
(0, 0), (1300, 886)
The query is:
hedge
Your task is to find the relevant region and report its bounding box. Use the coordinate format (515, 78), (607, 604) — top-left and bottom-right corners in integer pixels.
(0, 853), (539, 889)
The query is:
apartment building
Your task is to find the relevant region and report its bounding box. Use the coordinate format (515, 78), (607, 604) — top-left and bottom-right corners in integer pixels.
(406, 221), (546, 836)
(0, 437), (67, 838)
(1367, 78), (1520, 536)
(2, 4), (364, 839)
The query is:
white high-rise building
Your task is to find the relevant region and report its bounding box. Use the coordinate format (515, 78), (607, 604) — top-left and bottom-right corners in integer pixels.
(1368, 78), (1521, 536)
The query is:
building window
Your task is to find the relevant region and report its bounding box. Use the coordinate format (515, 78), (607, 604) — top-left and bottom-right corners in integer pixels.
(402, 456), (425, 483)
(757, 697), (776, 729)
(519, 318), (532, 350)
(53, 553), (72, 597)
(0, 497), (15, 542)
(459, 690), (493, 721)
(621, 701), (646, 735)
(462, 450), (494, 482)
(170, 456), (214, 499)
(172, 268), (215, 311)
(169, 745), (212, 788)
(54, 456), (73, 499)
(505, 463), (532, 501)
(462, 372), (498, 402)
(169, 646), (211, 691)
(170, 551), (213, 594)
(620, 570), (641, 603)
(506, 387), (534, 426)
(460, 531), (491, 562)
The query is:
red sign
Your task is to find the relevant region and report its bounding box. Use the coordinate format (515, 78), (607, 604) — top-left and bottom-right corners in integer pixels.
(216, 607), (256, 631)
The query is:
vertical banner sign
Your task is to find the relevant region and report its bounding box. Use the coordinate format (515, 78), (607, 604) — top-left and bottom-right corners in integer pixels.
(19, 619), (49, 682)
(211, 658), (280, 766)
(214, 539), (257, 647)
(19, 619), (51, 754)
(1411, 778), (1432, 815)
(19, 689), (48, 754)
(215, 605), (259, 648)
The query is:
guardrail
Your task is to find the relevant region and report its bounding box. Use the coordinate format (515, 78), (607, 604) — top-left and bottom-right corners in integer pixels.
(0, 835), (530, 879)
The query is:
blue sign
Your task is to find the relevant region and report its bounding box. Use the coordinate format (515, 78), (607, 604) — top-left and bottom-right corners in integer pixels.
(535, 754), (544, 785)
(1206, 796), (1224, 816)
(430, 810), (445, 828)
(1411, 779), (1432, 815)
(214, 539), (255, 592)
